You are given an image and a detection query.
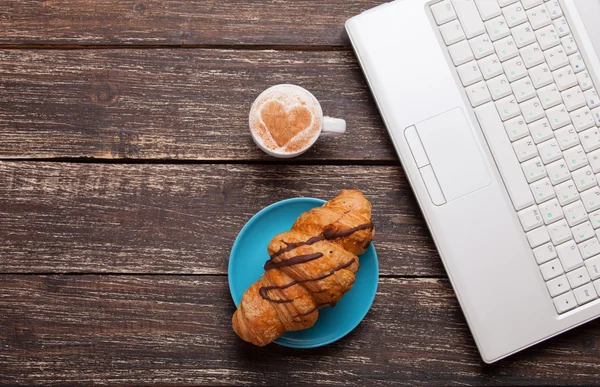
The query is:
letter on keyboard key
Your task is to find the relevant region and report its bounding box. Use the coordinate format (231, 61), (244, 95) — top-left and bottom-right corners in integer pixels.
(518, 204), (544, 231)
(571, 107), (596, 132)
(457, 61), (483, 86)
(572, 166), (597, 192)
(520, 97), (545, 123)
(553, 66), (578, 91)
(555, 125), (579, 150)
(544, 45), (569, 71)
(546, 1), (563, 20)
(534, 242), (557, 264)
(526, 4), (552, 30)
(555, 179), (579, 206)
(496, 95), (521, 121)
(503, 56), (528, 82)
(581, 187), (600, 212)
(503, 3), (528, 28)
(557, 239), (584, 271)
(573, 283), (597, 305)
(431, 0), (457, 25)
(537, 138), (561, 164)
(520, 42), (545, 68)
(530, 118), (554, 144)
(591, 210), (600, 229)
(579, 127), (600, 153)
(478, 54), (503, 80)
(562, 87), (586, 112)
(553, 291), (577, 313)
(539, 198), (564, 225)
(451, 0), (486, 38)
(563, 145), (587, 171)
(514, 136), (538, 162)
(527, 225), (551, 247)
(535, 24), (561, 50)
(474, 0), (501, 21)
(547, 275), (570, 297)
(484, 16), (510, 41)
(487, 75), (512, 100)
(546, 104), (571, 130)
(522, 157), (547, 182)
(469, 34), (495, 59)
(540, 258), (564, 280)
(529, 63), (554, 88)
(504, 115), (529, 141)
(545, 159), (570, 185)
(475, 102), (534, 210)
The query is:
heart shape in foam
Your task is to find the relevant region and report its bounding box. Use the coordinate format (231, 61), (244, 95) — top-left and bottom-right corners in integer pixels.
(259, 100), (313, 147)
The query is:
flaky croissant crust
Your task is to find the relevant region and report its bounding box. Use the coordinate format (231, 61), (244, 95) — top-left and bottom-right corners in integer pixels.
(232, 189), (375, 346)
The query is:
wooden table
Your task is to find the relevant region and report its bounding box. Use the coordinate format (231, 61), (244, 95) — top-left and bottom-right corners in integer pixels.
(1, 1), (599, 385)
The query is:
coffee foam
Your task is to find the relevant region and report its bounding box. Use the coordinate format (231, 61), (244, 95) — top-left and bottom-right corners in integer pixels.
(249, 85), (322, 155)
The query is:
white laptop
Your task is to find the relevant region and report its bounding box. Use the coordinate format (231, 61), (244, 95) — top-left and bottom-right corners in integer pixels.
(346, 0), (600, 363)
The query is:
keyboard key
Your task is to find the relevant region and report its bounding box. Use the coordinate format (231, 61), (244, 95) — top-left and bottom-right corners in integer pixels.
(474, 0), (501, 21)
(512, 23), (537, 49)
(512, 77), (536, 103)
(553, 16), (569, 37)
(452, 0), (486, 38)
(553, 291), (576, 313)
(475, 102), (535, 209)
(520, 42), (545, 68)
(440, 20), (466, 45)
(528, 225), (551, 247)
(544, 45), (569, 71)
(553, 66), (578, 91)
(479, 54), (504, 79)
(555, 180), (579, 206)
(573, 283), (597, 305)
(571, 107), (596, 132)
(522, 0), (543, 10)
(579, 127), (600, 153)
(564, 200), (588, 227)
(593, 107), (600, 127)
(503, 2), (528, 28)
(595, 279), (600, 297)
(562, 35), (577, 55)
(484, 15), (510, 41)
(540, 198), (564, 224)
(538, 138), (561, 163)
(578, 71), (593, 91)
(572, 166), (597, 191)
(496, 94), (521, 121)
(538, 84), (562, 109)
(590, 149), (600, 173)
(521, 97), (545, 123)
(556, 239), (584, 271)
(545, 1), (562, 20)
(494, 36), (520, 61)
(546, 158), (570, 185)
(578, 235), (600, 260)
(465, 81), (492, 107)
(431, 0), (457, 25)
(504, 56), (528, 82)
(572, 221), (595, 243)
(526, 4), (552, 30)
(514, 135), (538, 161)
(585, 89), (599, 110)
(562, 86), (586, 112)
(504, 115), (529, 141)
(568, 266), (591, 288)
(535, 24), (561, 50)
(518, 204), (544, 231)
(547, 275), (570, 297)
(581, 186), (600, 213)
(530, 177), (555, 203)
(555, 125), (579, 150)
(487, 74), (512, 100)
(563, 145), (588, 171)
(534, 242), (558, 264)
(529, 63), (554, 88)
(529, 118), (553, 144)
(522, 157), (547, 182)
(498, 0), (518, 6)
(541, 258), (564, 280)
(569, 53), (585, 74)
(548, 219), (572, 245)
(590, 210), (600, 229)
(469, 34), (495, 59)
(448, 40), (475, 65)
(586, 255), (600, 280)
(546, 104), (571, 129)
(457, 61), (483, 86)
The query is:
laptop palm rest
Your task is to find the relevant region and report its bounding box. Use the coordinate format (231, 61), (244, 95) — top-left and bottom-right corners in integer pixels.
(416, 108), (492, 203)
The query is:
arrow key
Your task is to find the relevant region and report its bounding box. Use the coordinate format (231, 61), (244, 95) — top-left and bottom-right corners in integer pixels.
(547, 274), (570, 297)
(553, 291), (577, 314)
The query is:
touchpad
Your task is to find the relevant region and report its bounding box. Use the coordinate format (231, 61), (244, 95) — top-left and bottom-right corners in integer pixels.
(416, 108), (491, 202)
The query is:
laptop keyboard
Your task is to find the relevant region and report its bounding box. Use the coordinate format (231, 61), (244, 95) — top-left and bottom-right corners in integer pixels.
(430, 0), (600, 314)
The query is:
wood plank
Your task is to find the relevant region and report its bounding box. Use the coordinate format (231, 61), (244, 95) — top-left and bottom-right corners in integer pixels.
(0, 49), (394, 161)
(0, 162), (440, 276)
(0, 1), (382, 46)
(1, 275), (599, 385)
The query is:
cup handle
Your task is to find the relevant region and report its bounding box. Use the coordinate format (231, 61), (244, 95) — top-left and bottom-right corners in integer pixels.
(320, 116), (346, 137)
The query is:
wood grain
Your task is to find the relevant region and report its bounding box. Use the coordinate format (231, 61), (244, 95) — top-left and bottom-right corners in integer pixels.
(0, 0), (382, 47)
(0, 161), (440, 276)
(0, 49), (394, 161)
(1, 275), (599, 386)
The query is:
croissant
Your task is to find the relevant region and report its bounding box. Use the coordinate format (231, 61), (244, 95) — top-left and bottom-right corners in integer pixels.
(232, 189), (375, 346)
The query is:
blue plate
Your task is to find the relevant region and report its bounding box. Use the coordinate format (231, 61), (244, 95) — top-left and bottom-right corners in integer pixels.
(229, 197), (378, 348)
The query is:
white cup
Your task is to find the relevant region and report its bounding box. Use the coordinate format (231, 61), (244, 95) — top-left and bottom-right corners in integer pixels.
(248, 84), (346, 158)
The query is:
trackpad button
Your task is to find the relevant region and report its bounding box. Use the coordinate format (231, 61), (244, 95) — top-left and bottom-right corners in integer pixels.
(416, 108), (491, 202)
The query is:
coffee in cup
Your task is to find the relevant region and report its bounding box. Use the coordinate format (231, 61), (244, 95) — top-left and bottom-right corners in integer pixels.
(249, 84), (346, 158)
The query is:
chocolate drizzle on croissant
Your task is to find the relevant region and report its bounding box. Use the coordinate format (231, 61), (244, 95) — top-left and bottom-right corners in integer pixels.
(232, 190), (375, 346)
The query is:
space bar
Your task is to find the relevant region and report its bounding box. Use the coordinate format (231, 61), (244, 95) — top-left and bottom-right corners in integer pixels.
(475, 102), (534, 211)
